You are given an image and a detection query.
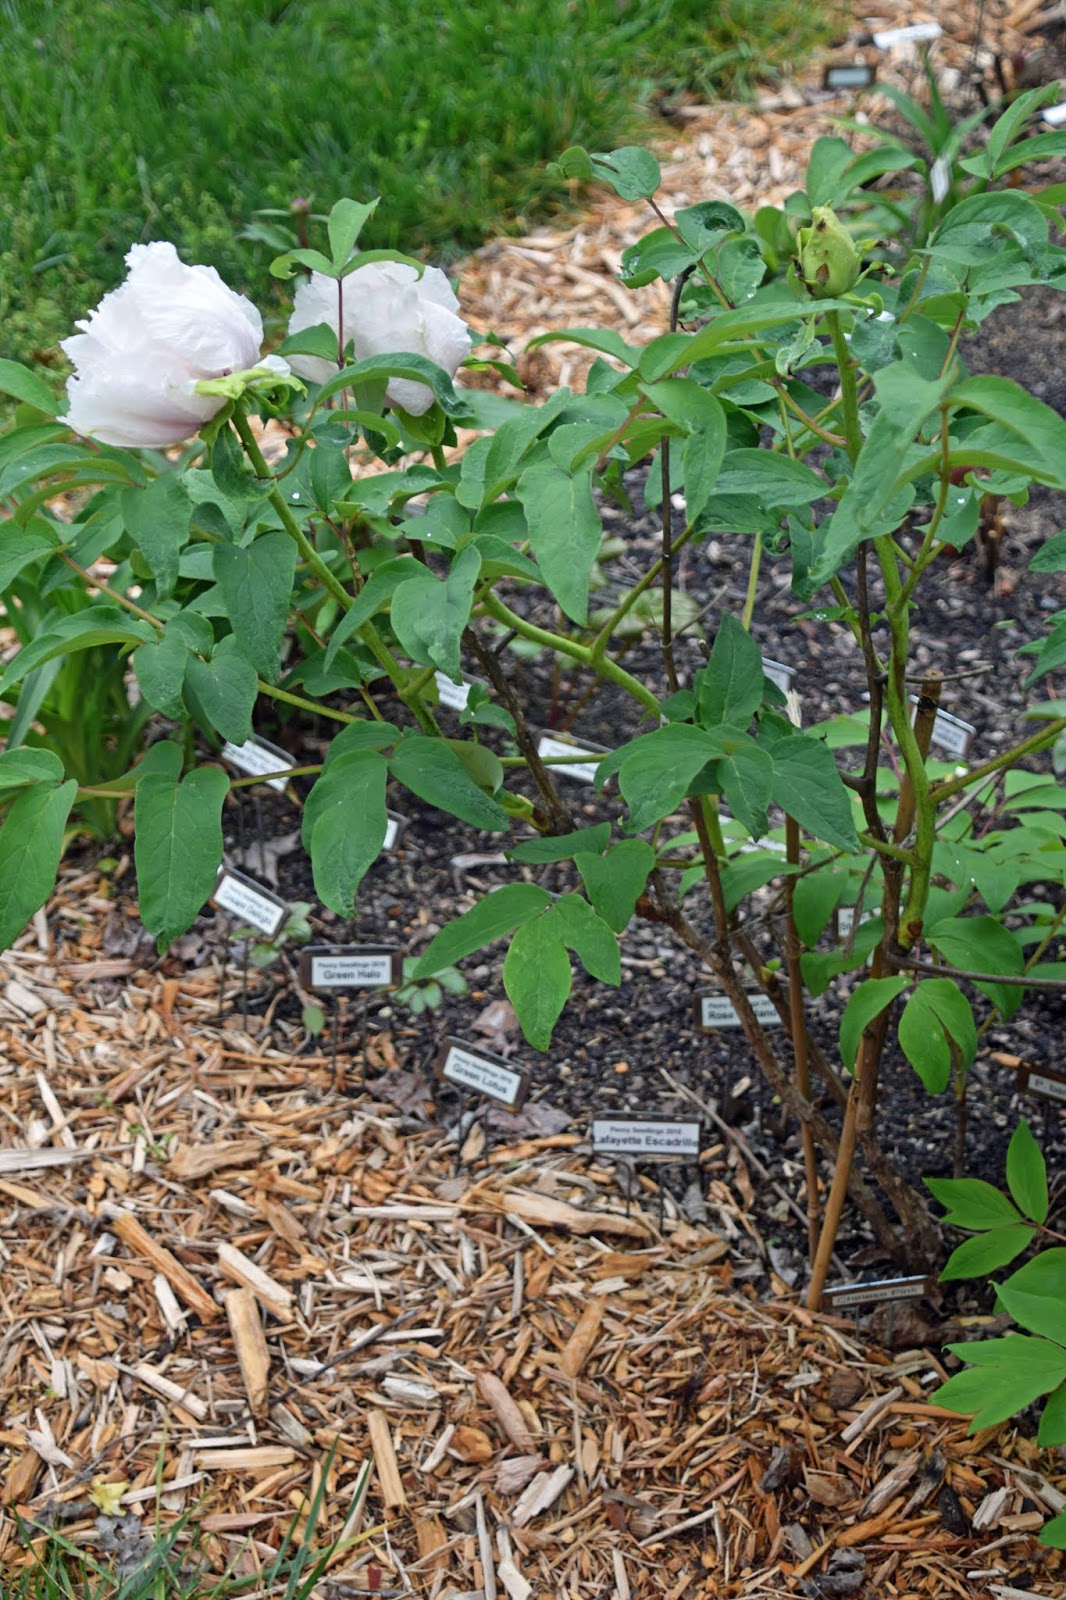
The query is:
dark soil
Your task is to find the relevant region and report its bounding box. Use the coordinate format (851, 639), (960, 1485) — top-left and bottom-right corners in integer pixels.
(157, 288), (1066, 1312)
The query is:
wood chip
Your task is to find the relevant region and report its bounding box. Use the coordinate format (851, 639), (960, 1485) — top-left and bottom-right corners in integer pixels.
(104, 1205), (220, 1323)
(224, 1287), (270, 1416)
(216, 1240), (293, 1321)
(367, 1407), (407, 1508)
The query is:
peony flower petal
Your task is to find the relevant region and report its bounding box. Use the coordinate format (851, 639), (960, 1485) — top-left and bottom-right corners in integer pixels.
(61, 241), (271, 447)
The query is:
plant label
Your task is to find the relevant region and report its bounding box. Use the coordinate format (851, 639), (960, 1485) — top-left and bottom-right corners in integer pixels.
(211, 869), (288, 938)
(1017, 1066), (1066, 1107)
(1043, 103), (1066, 127)
(383, 811), (405, 852)
(870, 22), (941, 48)
(434, 1037), (530, 1111)
(536, 733), (607, 785)
(821, 1274), (928, 1311)
(762, 658), (795, 694)
(590, 1117), (701, 1159)
(837, 904), (876, 938)
(434, 671), (476, 711)
(299, 944), (403, 991)
(823, 62), (875, 90)
(221, 736), (293, 792)
(910, 697), (975, 758)
(696, 992), (783, 1030)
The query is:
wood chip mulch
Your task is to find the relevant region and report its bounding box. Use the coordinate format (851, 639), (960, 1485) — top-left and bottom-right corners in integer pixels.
(1, 863), (1064, 1599)
(4, 3), (1066, 1596)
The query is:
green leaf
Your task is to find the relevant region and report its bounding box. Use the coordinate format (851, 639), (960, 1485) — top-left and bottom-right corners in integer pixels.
(926, 914), (1026, 1016)
(642, 381), (727, 526)
(327, 197), (378, 270)
(0, 518), (62, 589)
(0, 748), (64, 791)
(576, 838), (656, 932)
(0, 779), (77, 952)
(183, 635), (259, 744)
(210, 426), (267, 500)
(714, 449), (827, 507)
(550, 144), (661, 201)
(316, 353), (468, 417)
(133, 751), (228, 952)
(509, 823), (612, 864)
(839, 976), (910, 1071)
(322, 556), (421, 673)
(1038, 1380), (1066, 1448)
(949, 375), (1066, 492)
(934, 1335), (1066, 1431)
(769, 735), (859, 851)
(213, 530), (296, 683)
(390, 735), (509, 831)
(925, 1175), (1024, 1231)
(1006, 1119), (1049, 1224)
(0, 607), (156, 697)
(793, 866), (849, 947)
(940, 1226), (1036, 1281)
(898, 978), (977, 1093)
(614, 725), (725, 834)
(414, 883), (552, 977)
(550, 894), (620, 984)
(308, 749), (388, 915)
(698, 614), (765, 730)
(390, 546), (480, 681)
(121, 474), (192, 599)
(516, 459), (601, 624)
(0, 358), (57, 415)
(503, 914), (572, 1050)
(719, 743), (773, 841)
(998, 1250), (1066, 1343)
(133, 628), (189, 720)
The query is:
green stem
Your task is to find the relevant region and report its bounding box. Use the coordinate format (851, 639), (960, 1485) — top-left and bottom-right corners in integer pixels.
(825, 311), (862, 465)
(256, 682), (359, 724)
(478, 591), (661, 717)
(587, 523), (697, 663)
(932, 716), (1066, 804)
(741, 533), (762, 632)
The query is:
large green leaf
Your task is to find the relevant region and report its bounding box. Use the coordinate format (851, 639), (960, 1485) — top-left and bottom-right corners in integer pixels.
(517, 459), (601, 624)
(925, 1175), (1024, 1231)
(714, 449), (826, 507)
(925, 914), (1025, 1016)
(213, 530), (296, 683)
(940, 1226), (1037, 1281)
(769, 735), (859, 851)
(414, 883), (552, 977)
(898, 978), (977, 1093)
(934, 1335), (1066, 1432)
(509, 823), (612, 864)
(390, 735), (509, 831)
(308, 748), (388, 915)
(133, 628), (190, 720)
(0, 779), (77, 952)
(503, 913), (572, 1050)
(998, 1250), (1066, 1343)
(839, 975), (910, 1071)
(390, 546), (480, 681)
(122, 473), (192, 599)
(575, 838), (655, 932)
(323, 556), (421, 672)
(550, 144), (661, 201)
(0, 358), (58, 415)
(183, 635), (259, 743)
(614, 725), (725, 834)
(948, 375), (1066, 492)
(0, 749), (65, 791)
(698, 614), (764, 730)
(1005, 1119), (1048, 1224)
(133, 749), (228, 951)
(0, 607), (157, 697)
(719, 743), (773, 841)
(550, 894), (620, 984)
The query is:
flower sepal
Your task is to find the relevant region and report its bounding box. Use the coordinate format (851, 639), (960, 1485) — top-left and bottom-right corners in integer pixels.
(194, 356), (303, 405)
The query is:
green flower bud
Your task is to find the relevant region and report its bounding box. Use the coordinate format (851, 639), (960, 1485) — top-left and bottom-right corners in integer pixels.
(796, 205), (862, 299)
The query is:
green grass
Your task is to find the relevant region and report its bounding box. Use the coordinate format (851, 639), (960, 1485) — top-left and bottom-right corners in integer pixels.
(0, 0), (842, 364)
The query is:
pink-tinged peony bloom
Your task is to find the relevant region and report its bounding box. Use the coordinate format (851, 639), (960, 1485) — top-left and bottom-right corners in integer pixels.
(287, 260), (471, 416)
(62, 242), (285, 448)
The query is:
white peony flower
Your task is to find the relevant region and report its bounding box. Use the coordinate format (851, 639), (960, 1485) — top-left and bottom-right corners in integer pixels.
(62, 242), (282, 448)
(287, 260), (471, 416)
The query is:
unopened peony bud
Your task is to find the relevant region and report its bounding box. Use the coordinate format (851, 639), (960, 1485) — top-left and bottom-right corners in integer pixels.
(287, 260), (471, 417)
(61, 242), (284, 448)
(796, 206), (861, 299)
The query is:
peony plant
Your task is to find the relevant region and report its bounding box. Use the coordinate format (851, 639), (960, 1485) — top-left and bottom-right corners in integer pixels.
(5, 96), (1066, 1397)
